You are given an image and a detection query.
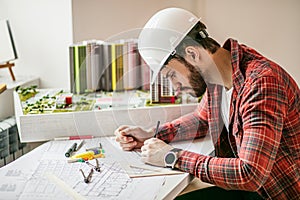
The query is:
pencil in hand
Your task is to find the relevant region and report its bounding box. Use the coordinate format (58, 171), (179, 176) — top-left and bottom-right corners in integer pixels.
(153, 121), (160, 138)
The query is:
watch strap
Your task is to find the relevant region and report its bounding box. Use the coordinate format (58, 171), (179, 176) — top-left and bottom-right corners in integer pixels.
(170, 148), (182, 153)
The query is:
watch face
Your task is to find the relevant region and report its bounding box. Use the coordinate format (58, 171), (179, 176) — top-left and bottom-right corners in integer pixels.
(165, 153), (176, 164)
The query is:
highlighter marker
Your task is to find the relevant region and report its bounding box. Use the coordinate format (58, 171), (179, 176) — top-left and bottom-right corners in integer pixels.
(71, 149), (104, 160)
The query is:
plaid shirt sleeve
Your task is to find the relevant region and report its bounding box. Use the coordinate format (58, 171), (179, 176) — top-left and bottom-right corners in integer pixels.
(155, 90), (209, 143)
(176, 76), (290, 191)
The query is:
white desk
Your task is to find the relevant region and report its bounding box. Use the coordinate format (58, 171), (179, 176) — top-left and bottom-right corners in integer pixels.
(0, 136), (213, 200)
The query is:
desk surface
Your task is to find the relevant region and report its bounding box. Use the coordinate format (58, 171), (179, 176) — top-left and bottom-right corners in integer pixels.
(0, 136), (213, 200)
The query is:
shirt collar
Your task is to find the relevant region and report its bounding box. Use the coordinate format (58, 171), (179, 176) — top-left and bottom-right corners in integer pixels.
(223, 38), (245, 94)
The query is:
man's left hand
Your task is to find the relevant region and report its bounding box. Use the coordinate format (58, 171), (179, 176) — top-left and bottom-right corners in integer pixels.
(140, 138), (173, 167)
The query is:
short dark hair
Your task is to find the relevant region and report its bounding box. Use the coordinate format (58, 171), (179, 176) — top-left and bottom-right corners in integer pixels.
(175, 21), (220, 57)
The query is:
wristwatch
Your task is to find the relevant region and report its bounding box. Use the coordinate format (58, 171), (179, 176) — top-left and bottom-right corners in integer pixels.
(164, 148), (182, 169)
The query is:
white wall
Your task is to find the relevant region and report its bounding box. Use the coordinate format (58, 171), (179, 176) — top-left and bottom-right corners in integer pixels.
(201, 0), (300, 85)
(72, 0), (300, 85)
(0, 0), (299, 89)
(72, 0), (200, 42)
(0, 0), (73, 88)
(0, 0), (199, 89)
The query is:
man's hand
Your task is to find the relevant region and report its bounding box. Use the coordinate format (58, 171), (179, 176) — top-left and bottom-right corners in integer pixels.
(114, 125), (154, 151)
(140, 138), (173, 167)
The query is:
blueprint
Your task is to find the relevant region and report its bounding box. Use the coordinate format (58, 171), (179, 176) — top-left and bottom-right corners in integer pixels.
(0, 135), (213, 199)
(0, 137), (165, 200)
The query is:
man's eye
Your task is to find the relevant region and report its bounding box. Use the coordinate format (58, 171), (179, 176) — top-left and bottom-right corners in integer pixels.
(169, 71), (176, 79)
(165, 70), (176, 80)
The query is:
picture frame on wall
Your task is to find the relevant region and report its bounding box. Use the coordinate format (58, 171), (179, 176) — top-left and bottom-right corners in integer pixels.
(0, 19), (18, 64)
(0, 19), (18, 80)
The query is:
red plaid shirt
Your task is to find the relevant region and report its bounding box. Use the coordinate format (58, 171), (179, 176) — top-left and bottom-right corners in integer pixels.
(156, 39), (300, 199)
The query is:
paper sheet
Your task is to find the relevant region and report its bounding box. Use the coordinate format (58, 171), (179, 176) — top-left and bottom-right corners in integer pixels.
(106, 136), (214, 178)
(0, 136), (213, 199)
(0, 138), (166, 200)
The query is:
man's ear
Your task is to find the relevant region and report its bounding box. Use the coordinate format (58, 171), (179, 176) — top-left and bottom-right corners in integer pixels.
(185, 46), (198, 62)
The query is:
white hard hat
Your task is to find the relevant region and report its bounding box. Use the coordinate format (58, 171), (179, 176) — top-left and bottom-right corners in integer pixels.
(138, 8), (200, 84)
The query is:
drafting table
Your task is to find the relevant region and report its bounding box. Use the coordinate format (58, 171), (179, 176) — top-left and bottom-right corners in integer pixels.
(0, 136), (214, 200)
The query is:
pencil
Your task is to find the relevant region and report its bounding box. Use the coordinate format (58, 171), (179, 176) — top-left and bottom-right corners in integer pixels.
(153, 121), (160, 138)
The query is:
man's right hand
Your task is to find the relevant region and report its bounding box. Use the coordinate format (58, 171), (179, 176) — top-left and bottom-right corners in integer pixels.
(114, 125), (154, 151)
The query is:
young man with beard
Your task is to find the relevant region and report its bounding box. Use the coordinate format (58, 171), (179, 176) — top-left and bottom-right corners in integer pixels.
(114, 8), (300, 199)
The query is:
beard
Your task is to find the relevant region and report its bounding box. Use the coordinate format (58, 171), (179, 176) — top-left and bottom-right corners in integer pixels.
(188, 67), (206, 97)
(175, 57), (206, 97)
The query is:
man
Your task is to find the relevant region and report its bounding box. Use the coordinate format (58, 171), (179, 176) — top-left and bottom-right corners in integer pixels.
(114, 8), (300, 199)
